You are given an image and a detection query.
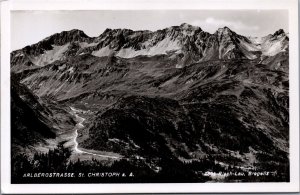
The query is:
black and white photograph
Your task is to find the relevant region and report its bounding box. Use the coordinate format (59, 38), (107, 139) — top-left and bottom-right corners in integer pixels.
(1, 0), (299, 193)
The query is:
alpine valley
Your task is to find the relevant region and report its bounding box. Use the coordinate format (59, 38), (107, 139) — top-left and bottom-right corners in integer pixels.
(11, 23), (289, 183)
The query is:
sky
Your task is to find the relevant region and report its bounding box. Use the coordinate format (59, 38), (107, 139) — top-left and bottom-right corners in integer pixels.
(11, 10), (288, 51)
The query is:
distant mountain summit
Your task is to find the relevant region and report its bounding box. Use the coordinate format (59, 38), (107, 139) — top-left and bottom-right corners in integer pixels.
(11, 24), (289, 69)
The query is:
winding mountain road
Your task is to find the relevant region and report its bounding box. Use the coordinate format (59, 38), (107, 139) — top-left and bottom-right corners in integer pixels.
(70, 106), (120, 159)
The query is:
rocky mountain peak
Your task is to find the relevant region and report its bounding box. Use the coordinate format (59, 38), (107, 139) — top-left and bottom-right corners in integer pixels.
(44, 29), (90, 42)
(165, 23), (201, 34)
(273, 29), (286, 37)
(216, 26), (234, 35)
(179, 23), (201, 31)
(16, 29), (89, 50)
(102, 28), (112, 34)
(67, 29), (89, 37)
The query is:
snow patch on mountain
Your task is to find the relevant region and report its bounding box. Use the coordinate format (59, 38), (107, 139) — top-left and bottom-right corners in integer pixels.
(260, 35), (288, 56)
(92, 46), (114, 57)
(92, 37), (182, 58)
(238, 38), (260, 52)
(30, 44), (70, 66)
(121, 37), (180, 58)
(141, 37), (180, 55)
(78, 42), (98, 48)
(247, 30), (288, 57)
(248, 37), (264, 45)
(219, 44), (235, 59)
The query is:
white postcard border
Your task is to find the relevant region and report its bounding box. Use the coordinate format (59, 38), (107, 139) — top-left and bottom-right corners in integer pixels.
(1, 0), (299, 193)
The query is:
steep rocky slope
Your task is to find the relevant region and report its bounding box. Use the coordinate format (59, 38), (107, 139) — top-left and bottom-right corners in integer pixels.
(11, 74), (76, 155)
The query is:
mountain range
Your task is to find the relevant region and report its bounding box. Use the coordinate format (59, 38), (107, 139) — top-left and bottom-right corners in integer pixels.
(11, 23), (289, 181)
(11, 23), (288, 69)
